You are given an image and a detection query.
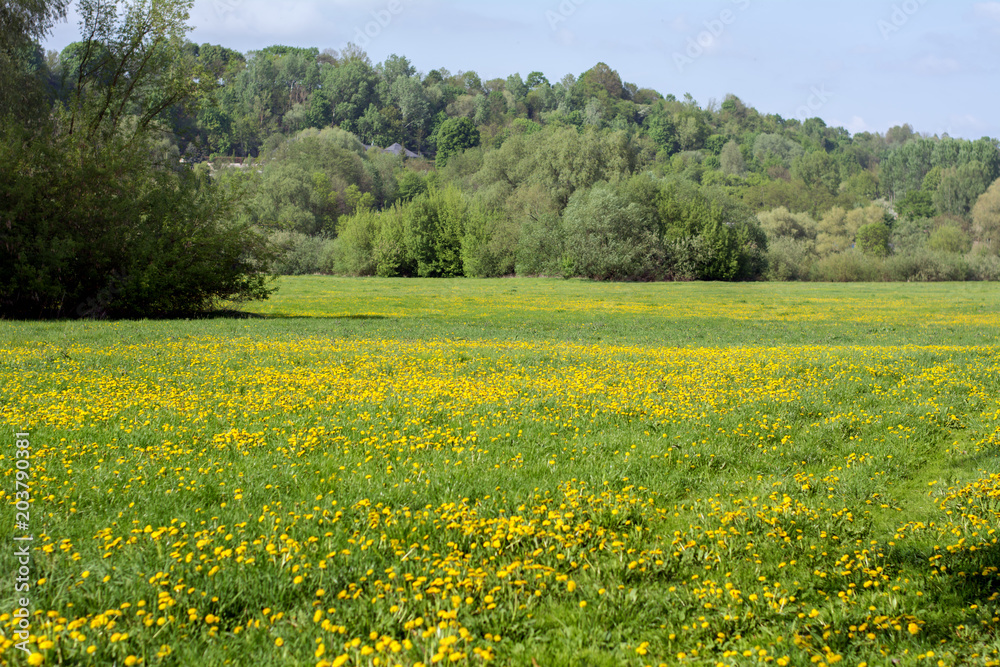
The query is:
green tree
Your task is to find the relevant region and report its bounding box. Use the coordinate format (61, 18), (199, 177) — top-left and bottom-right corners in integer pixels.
(644, 111), (679, 155)
(757, 207), (817, 242)
(753, 134), (804, 169)
(720, 140), (746, 176)
(971, 178), (1000, 254)
(855, 221), (891, 257)
(435, 116), (479, 167)
(407, 187), (466, 277)
(1, 0), (274, 317)
(59, 0), (203, 142)
(881, 139), (934, 199)
(562, 182), (664, 281)
(815, 205), (886, 256)
(0, 0), (68, 119)
(1, 122), (273, 317)
(895, 190), (935, 221)
(927, 224), (972, 254)
(934, 161), (992, 218)
(791, 150), (840, 195)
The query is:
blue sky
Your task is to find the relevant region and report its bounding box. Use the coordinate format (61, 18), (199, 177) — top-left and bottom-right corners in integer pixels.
(43, 0), (1000, 140)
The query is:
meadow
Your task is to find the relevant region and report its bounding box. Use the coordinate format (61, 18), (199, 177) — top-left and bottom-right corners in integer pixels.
(2, 278), (1000, 667)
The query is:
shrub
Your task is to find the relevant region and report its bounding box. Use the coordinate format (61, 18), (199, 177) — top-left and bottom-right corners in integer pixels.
(0, 127), (274, 318)
(407, 187), (466, 277)
(856, 221), (891, 257)
(885, 250), (969, 282)
(562, 183), (665, 281)
(809, 251), (886, 282)
(926, 225), (972, 254)
(330, 212), (379, 276)
(462, 205), (518, 277)
(374, 205), (416, 277)
(516, 213), (565, 277)
(765, 238), (816, 281)
(271, 231), (335, 276)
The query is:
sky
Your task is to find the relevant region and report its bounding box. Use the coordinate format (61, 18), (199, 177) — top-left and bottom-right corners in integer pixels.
(43, 0), (1000, 140)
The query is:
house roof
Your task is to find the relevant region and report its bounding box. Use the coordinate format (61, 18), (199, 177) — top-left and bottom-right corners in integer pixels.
(365, 143), (423, 159)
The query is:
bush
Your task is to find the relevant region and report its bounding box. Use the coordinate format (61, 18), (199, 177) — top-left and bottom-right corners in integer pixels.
(374, 205), (416, 277)
(516, 213), (564, 277)
(0, 127), (274, 318)
(809, 251), (886, 282)
(271, 231), (335, 276)
(891, 217), (933, 254)
(926, 224), (972, 254)
(885, 250), (969, 282)
(330, 209), (378, 276)
(967, 252), (1000, 281)
(407, 187), (466, 277)
(562, 183), (665, 281)
(856, 221), (891, 257)
(765, 238), (816, 281)
(462, 204), (518, 277)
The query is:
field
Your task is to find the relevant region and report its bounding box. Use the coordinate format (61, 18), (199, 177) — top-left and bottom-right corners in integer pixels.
(3, 278), (1000, 667)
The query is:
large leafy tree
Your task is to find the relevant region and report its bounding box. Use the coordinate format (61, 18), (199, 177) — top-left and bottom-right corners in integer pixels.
(0, 0), (69, 119)
(435, 117), (479, 167)
(972, 178), (1000, 255)
(934, 161), (992, 218)
(1, 0), (274, 318)
(62, 0), (203, 143)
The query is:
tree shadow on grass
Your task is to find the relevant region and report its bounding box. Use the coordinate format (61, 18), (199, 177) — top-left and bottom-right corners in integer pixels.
(254, 313), (393, 321)
(196, 309), (269, 319)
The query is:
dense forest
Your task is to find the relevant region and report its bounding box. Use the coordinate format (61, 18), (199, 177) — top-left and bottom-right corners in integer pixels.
(164, 42), (1000, 282)
(3, 0), (1000, 317)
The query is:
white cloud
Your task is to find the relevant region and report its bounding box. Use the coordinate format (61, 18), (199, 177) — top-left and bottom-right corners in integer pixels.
(973, 2), (1000, 21)
(833, 116), (874, 135)
(913, 55), (961, 75)
(973, 2), (1000, 33)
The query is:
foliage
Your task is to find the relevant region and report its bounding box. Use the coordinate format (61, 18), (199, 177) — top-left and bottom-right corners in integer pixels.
(926, 224), (972, 254)
(407, 186), (467, 277)
(435, 116), (480, 168)
(562, 182), (665, 281)
(765, 237), (816, 281)
(855, 221), (891, 257)
(62, 0), (202, 143)
(933, 161), (992, 218)
(972, 178), (1000, 255)
(269, 230), (335, 275)
(10, 20), (1000, 289)
(0, 126), (274, 317)
(0, 0), (68, 120)
(894, 189), (935, 221)
(1, 0), (275, 318)
(461, 203), (518, 278)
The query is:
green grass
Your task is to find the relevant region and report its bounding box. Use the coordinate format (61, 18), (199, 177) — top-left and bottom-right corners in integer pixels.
(2, 278), (1000, 667)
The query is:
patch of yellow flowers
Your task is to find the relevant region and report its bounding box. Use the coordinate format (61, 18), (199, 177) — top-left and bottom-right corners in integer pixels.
(1, 336), (1000, 665)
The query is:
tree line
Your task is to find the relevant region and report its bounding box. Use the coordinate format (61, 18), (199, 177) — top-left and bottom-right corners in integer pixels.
(3, 0), (1000, 318)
